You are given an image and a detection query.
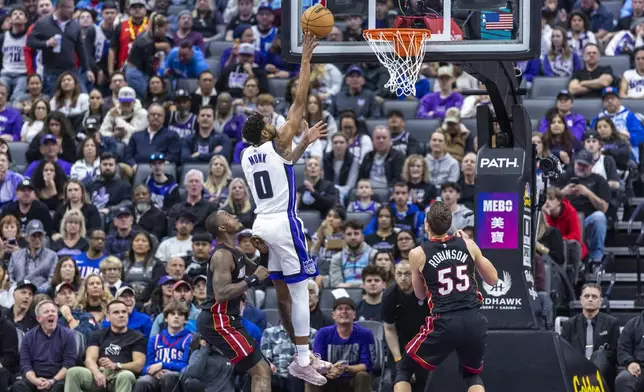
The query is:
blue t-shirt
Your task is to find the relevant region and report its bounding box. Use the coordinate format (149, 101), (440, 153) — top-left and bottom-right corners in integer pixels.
(73, 252), (107, 278)
(313, 323), (375, 377)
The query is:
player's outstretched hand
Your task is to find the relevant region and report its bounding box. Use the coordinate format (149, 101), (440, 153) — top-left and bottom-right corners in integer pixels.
(453, 229), (470, 240)
(250, 235), (269, 254)
(303, 120), (328, 146)
(255, 265), (270, 281)
(301, 31), (319, 61)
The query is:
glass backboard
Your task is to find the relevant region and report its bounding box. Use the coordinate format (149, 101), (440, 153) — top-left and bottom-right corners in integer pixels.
(281, 0), (541, 63)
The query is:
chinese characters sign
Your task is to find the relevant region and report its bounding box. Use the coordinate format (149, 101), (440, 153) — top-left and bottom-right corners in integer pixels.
(476, 193), (519, 249)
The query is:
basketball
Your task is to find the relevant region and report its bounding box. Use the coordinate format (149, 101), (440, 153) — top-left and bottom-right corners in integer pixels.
(301, 5), (334, 38)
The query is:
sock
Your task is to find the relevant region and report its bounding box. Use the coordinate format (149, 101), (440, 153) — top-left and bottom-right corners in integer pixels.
(296, 345), (310, 366)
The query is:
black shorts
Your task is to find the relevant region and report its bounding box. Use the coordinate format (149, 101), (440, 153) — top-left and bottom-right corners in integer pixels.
(395, 308), (488, 384)
(196, 310), (263, 374)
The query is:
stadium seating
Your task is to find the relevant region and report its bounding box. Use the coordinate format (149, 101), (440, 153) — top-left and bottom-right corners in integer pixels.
(530, 77), (569, 98)
(133, 163), (178, 186)
(206, 41), (234, 58)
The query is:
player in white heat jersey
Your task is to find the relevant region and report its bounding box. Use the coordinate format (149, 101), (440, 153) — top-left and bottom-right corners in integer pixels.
(239, 32), (329, 386)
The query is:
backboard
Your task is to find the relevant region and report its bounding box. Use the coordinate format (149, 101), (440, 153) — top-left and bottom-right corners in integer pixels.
(281, 0), (541, 63)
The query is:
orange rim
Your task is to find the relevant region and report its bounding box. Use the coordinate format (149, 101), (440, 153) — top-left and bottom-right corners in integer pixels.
(363, 28), (430, 57)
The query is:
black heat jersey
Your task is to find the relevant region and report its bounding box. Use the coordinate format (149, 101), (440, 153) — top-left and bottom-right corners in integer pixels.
(201, 243), (247, 316)
(421, 236), (482, 314)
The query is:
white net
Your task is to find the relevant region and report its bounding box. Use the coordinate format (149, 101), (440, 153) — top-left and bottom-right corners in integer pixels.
(364, 29), (430, 97)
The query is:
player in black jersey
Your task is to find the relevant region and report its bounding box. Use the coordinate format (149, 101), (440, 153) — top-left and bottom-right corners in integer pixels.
(196, 210), (272, 392)
(393, 201), (499, 392)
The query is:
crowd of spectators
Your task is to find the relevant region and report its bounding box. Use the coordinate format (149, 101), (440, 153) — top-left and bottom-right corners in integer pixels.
(0, 0), (642, 390)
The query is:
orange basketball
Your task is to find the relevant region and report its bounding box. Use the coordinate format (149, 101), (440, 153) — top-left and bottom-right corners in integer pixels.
(301, 5), (334, 38)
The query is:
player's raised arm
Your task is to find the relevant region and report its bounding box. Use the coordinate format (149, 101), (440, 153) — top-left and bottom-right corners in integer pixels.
(465, 239), (498, 286)
(408, 246), (428, 301)
(274, 32), (318, 154)
(212, 250), (250, 302)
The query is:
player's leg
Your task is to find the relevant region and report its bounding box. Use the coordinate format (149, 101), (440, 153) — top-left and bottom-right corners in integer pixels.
(455, 311), (488, 392)
(273, 279), (295, 340)
(244, 356), (272, 392)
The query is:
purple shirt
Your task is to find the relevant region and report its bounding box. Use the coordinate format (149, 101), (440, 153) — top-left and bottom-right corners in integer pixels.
(0, 170), (24, 209)
(24, 159), (72, 178)
(172, 31), (206, 53)
(313, 323), (375, 377)
(416, 92), (464, 119)
(20, 326), (77, 378)
(0, 107), (22, 141)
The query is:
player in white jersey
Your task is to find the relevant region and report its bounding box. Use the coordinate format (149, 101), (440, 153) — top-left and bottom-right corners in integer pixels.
(620, 48), (644, 98)
(240, 32), (331, 386)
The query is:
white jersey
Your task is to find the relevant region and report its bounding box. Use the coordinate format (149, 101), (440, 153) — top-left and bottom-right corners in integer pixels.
(1, 31), (26, 76)
(623, 69), (644, 99)
(242, 141), (295, 214)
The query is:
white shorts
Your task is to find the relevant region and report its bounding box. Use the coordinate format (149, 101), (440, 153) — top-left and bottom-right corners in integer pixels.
(252, 212), (318, 283)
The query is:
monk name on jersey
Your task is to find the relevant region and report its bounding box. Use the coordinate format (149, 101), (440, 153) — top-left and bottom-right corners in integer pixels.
(428, 249), (469, 268)
(247, 153), (266, 165)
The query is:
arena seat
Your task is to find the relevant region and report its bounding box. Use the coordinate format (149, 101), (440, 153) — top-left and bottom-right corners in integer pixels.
(230, 164), (244, 179)
(176, 78), (198, 94)
(9, 142), (28, 168)
(133, 163), (177, 186)
(263, 287), (278, 309)
(554, 316), (569, 335)
(73, 329), (87, 365)
(573, 99), (602, 121)
(600, 55), (631, 78)
(601, 0), (622, 18)
(206, 58), (220, 75)
(265, 309), (280, 327)
(623, 99), (644, 115)
(523, 99), (553, 123)
(461, 118), (478, 134)
(168, 4), (188, 15)
(298, 210), (321, 234)
(406, 119), (440, 143)
(383, 100), (419, 119)
(207, 41), (234, 58)
(268, 79), (289, 99)
(347, 212), (374, 227)
(356, 320), (386, 391)
(365, 119), (388, 132)
(531, 77), (569, 98)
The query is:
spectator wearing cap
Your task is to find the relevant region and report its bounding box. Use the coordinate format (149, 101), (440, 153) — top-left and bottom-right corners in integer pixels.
(26, 0), (95, 96)
(590, 86), (644, 160)
(387, 110), (424, 157)
(358, 126), (405, 188)
(582, 131), (621, 189)
(136, 301), (192, 392)
(0, 151), (24, 209)
(155, 212), (194, 263)
(620, 47), (644, 99)
(125, 104), (181, 168)
(171, 10), (205, 52)
(184, 232), (212, 281)
(105, 206), (137, 260)
(251, 3), (278, 55)
(166, 170), (217, 236)
(539, 90), (587, 142)
(0, 180), (54, 235)
(14, 300), (77, 392)
(125, 13), (172, 101)
(225, 0), (257, 40)
(440, 182), (474, 232)
(311, 297), (375, 392)
(54, 282), (98, 339)
(143, 275), (178, 318)
(221, 24), (265, 73)
(329, 66), (380, 118)
(416, 65), (464, 120)
(88, 152), (133, 215)
(23, 135), (72, 178)
(191, 275), (207, 307)
(108, 0), (150, 79)
(0, 310), (18, 391)
(144, 153), (179, 210)
(181, 105), (232, 163)
(26, 112), (77, 165)
(8, 219), (57, 291)
(131, 185), (167, 240)
(189, 71), (217, 115)
(100, 86), (150, 145)
(149, 280), (201, 337)
(568, 43), (615, 99)
(216, 41), (269, 99)
(554, 150), (611, 264)
(165, 90), (198, 140)
(161, 42), (209, 80)
(436, 108), (475, 162)
(1, 280), (37, 332)
(103, 286), (153, 337)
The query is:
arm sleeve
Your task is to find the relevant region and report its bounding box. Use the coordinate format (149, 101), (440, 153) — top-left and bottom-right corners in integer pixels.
(24, 27), (35, 75)
(19, 335), (33, 375)
(618, 320), (637, 366)
(560, 319), (572, 343)
(380, 290), (395, 324)
(124, 136), (137, 166)
(10, 113), (22, 142)
(26, 22), (48, 50)
(75, 28), (92, 71)
(165, 133), (181, 164)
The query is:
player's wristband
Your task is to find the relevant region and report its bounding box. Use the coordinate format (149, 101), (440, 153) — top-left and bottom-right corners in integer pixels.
(244, 275), (259, 287)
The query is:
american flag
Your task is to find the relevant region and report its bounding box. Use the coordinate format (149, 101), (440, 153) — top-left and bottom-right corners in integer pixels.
(482, 12), (514, 30)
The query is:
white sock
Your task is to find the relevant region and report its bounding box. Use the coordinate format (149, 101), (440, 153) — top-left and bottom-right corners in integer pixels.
(296, 345), (310, 366)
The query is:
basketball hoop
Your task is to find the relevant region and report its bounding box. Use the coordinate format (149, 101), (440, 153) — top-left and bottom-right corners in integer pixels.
(363, 28), (431, 97)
